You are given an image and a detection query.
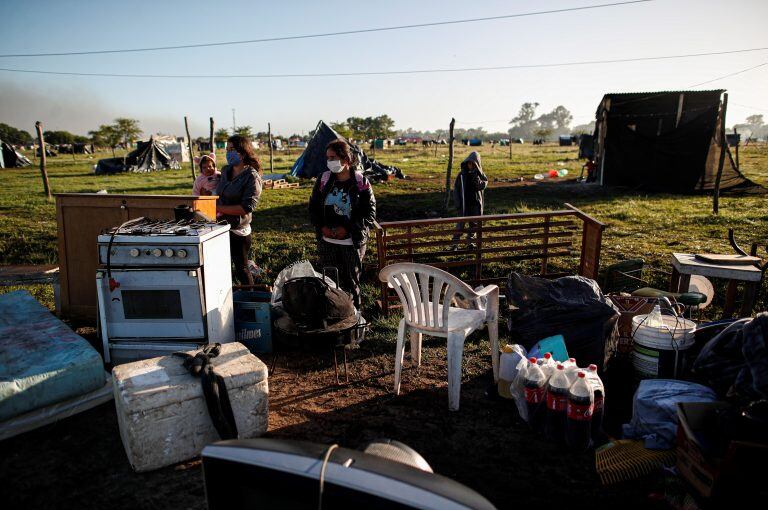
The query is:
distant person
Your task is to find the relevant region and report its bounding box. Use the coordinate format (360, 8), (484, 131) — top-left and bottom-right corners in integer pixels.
(216, 135), (263, 286)
(452, 151), (488, 249)
(192, 153), (220, 197)
(309, 139), (376, 308)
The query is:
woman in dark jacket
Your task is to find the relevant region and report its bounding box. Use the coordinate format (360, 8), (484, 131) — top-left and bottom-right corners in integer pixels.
(452, 151), (488, 248)
(309, 139), (376, 307)
(216, 135), (263, 286)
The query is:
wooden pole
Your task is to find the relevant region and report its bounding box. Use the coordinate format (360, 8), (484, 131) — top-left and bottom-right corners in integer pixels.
(509, 136), (513, 160)
(34, 121), (52, 199)
(733, 127), (740, 171)
(209, 117), (215, 158)
(268, 122), (274, 173)
(713, 93), (728, 215)
(444, 118), (456, 209)
(184, 116), (195, 181)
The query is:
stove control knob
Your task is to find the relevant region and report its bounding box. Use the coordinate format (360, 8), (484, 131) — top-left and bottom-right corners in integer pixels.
(152, 248), (163, 257)
(164, 248), (175, 258)
(177, 249), (188, 259)
(129, 248), (140, 257)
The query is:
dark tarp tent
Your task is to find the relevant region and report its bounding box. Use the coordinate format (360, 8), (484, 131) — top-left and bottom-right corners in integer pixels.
(95, 138), (180, 174)
(290, 121), (404, 182)
(592, 90), (759, 193)
(1, 139), (32, 168)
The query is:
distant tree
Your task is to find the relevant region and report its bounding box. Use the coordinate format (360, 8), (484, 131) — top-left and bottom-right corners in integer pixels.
(533, 127), (553, 141)
(549, 106), (573, 129)
(746, 114), (764, 127)
(0, 122), (34, 145)
(113, 118), (142, 148)
(233, 125), (253, 139)
(571, 121), (596, 134)
(330, 121), (354, 140)
(43, 130), (76, 145)
(90, 124), (122, 157)
(510, 102), (540, 125)
(214, 128), (230, 142)
(73, 135), (90, 144)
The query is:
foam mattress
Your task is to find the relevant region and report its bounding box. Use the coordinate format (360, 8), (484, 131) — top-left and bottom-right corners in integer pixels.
(0, 290), (104, 422)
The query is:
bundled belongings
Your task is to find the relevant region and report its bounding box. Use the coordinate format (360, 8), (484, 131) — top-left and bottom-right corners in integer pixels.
(0, 291), (111, 440)
(112, 342), (268, 472)
(505, 273), (620, 371)
(94, 137), (180, 174)
(692, 313), (768, 400)
(290, 120), (404, 182)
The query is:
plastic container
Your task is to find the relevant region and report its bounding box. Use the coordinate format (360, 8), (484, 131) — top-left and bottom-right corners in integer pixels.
(545, 364), (570, 444)
(498, 344), (526, 399)
(233, 290), (273, 353)
(524, 357), (548, 433)
(586, 364), (605, 442)
(566, 372), (594, 452)
(631, 313), (695, 379)
(537, 352), (556, 378)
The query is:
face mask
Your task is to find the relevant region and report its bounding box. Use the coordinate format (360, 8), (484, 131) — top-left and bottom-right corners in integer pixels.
(226, 151), (242, 166)
(327, 160), (343, 174)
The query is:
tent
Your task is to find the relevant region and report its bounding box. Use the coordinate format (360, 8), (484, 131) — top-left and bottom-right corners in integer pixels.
(290, 121), (404, 182)
(592, 90), (756, 192)
(95, 137), (180, 174)
(1, 139), (32, 168)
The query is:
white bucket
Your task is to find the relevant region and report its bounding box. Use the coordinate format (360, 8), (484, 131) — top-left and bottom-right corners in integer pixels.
(631, 314), (696, 379)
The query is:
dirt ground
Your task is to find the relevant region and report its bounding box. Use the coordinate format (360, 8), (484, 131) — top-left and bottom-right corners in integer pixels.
(0, 329), (664, 510)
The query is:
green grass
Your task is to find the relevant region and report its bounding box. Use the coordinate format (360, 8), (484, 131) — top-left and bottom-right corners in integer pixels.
(2, 142), (767, 319)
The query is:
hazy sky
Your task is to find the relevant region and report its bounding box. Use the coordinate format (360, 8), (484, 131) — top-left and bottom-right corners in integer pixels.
(1, 0), (766, 137)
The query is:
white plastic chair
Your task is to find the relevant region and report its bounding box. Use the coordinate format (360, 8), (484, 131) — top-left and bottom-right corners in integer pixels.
(378, 262), (500, 411)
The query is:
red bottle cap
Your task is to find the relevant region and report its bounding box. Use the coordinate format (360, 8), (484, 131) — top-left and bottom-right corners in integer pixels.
(556, 364), (564, 370)
(529, 357), (537, 364)
(588, 364), (597, 371)
(544, 353), (552, 359)
(577, 372), (585, 378)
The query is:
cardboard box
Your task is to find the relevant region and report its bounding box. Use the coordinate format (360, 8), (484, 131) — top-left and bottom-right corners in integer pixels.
(676, 402), (768, 502)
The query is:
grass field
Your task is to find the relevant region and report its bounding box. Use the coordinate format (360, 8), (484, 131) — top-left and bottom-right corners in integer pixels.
(2, 141), (767, 315)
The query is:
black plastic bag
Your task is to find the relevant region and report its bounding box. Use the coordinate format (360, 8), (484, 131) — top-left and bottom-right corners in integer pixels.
(505, 272), (619, 371)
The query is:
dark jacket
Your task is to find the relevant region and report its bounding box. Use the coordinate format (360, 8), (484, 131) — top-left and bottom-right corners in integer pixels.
(216, 165), (262, 233)
(452, 151), (488, 215)
(309, 170), (376, 248)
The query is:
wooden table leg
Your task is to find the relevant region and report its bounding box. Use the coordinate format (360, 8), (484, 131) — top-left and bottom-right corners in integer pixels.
(670, 267), (681, 292)
(740, 281), (759, 318)
(723, 280), (738, 317)
(679, 274), (691, 294)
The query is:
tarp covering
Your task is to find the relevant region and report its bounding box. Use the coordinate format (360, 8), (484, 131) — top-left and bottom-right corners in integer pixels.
(0, 290), (105, 422)
(1, 139), (32, 168)
(593, 90), (757, 193)
(95, 137), (179, 174)
(290, 121), (404, 182)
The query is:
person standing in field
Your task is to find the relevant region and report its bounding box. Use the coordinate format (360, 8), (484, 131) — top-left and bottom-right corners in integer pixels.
(216, 135), (262, 286)
(452, 151), (488, 249)
(309, 139), (376, 308)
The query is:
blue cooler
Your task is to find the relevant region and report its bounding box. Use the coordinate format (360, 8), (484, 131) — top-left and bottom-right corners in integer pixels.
(233, 290), (273, 353)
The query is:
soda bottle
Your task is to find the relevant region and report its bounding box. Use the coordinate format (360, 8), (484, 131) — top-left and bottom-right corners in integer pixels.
(563, 358), (579, 385)
(545, 364), (570, 444)
(523, 357), (548, 433)
(566, 371), (594, 452)
(537, 352), (556, 378)
(587, 364), (605, 443)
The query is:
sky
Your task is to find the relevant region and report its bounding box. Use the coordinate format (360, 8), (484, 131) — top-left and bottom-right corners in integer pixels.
(0, 0), (766, 138)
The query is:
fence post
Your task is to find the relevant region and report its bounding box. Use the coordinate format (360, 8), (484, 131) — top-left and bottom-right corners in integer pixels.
(444, 118), (455, 210)
(713, 93), (728, 215)
(184, 116), (195, 181)
(209, 117), (215, 158)
(34, 121), (52, 199)
(375, 223), (389, 315)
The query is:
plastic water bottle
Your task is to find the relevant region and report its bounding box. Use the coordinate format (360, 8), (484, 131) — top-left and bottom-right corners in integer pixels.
(523, 357), (548, 433)
(645, 304), (664, 328)
(545, 364), (570, 444)
(566, 372), (594, 452)
(587, 364), (605, 443)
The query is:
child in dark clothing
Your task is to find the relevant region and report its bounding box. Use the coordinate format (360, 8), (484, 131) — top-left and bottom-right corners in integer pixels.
(452, 151), (488, 248)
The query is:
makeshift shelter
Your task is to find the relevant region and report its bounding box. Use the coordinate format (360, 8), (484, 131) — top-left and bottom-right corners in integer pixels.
(559, 135), (573, 146)
(1, 138), (32, 168)
(290, 121), (404, 182)
(578, 134), (595, 159)
(95, 137), (180, 174)
(592, 90), (755, 192)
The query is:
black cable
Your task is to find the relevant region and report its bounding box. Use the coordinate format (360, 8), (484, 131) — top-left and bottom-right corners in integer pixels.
(2, 46), (767, 80)
(0, 1), (654, 58)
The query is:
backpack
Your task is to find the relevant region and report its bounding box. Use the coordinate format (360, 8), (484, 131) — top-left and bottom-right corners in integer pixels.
(282, 276), (355, 330)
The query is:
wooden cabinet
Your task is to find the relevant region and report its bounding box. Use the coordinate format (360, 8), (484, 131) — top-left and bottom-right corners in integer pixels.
(55, 193), (218, 320)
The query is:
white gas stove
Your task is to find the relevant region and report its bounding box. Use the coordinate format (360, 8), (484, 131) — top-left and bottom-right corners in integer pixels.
(96, 218), (235, 364)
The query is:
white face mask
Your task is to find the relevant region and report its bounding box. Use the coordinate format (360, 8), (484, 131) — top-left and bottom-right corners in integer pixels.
(327, 160), (344, 174)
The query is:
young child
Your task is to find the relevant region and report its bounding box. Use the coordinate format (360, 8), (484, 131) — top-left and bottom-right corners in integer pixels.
(452, 151), (488, 248)
(192, 153), (220, 196)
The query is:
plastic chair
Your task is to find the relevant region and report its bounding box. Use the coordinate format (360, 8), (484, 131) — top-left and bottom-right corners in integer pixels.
(378, 262), (500, 411)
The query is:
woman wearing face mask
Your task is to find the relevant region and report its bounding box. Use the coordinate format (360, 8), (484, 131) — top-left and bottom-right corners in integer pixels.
(216, 135), (263, 286)
(308, 139), (376, 308)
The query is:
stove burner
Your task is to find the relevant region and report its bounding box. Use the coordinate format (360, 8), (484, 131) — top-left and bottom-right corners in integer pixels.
(106, 218), (224, 237)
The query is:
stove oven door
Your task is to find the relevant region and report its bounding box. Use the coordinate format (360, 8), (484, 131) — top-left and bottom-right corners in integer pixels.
(99, 269), (205, 339)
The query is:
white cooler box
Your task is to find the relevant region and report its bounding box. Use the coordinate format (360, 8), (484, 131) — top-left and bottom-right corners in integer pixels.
(112, 342), (269, 472)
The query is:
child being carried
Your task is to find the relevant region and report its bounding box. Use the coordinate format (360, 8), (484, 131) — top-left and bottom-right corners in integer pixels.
(192, 153), (220, 196)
